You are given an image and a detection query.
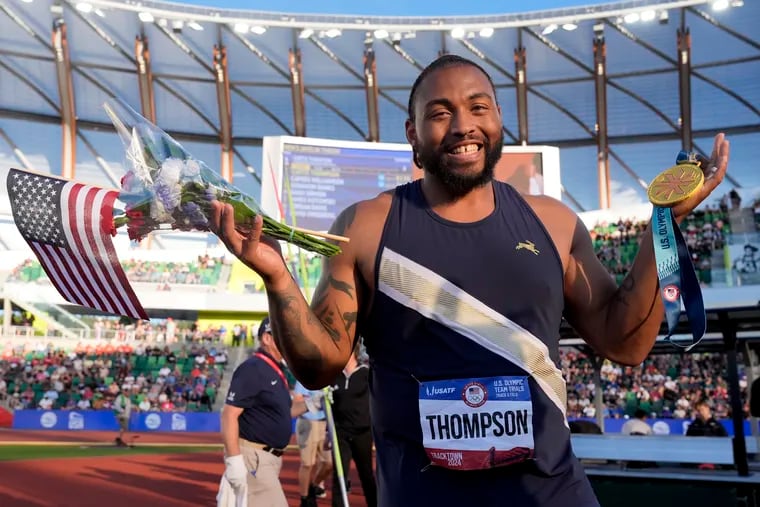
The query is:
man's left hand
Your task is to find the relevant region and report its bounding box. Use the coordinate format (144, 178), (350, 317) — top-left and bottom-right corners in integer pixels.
(671, 133), (730, 223)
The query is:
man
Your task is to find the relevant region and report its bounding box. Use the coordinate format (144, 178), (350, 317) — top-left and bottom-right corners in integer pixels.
(621, 409), (653, 436)
(293, 380), (333, 507)
(686, 400), (728, 437)
(330, 342), (377, 507)
(113, 389), (132, 446)
(220, 316), (306, 506)
(210, 54), (730, 506)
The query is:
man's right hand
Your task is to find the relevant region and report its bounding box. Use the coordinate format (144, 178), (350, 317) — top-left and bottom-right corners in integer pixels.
(224, 454), (248, 491)
(209, 202), (290, 287)
(224, 454), (249, 491)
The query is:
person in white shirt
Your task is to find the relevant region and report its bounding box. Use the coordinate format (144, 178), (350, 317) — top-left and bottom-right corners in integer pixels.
(621, 409), (653, 436)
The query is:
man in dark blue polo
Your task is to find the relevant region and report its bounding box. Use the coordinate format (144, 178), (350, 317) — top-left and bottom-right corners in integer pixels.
(221, 316), (305, 506)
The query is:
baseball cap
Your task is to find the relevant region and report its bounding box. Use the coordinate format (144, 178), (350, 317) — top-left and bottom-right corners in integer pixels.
(257, 316), (272, 339)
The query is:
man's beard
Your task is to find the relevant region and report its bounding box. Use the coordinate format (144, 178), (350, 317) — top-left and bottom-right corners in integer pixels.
(416, 135), (504, 198)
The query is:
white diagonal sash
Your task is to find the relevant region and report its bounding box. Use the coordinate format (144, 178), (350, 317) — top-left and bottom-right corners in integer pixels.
(378, 247), (567, 424)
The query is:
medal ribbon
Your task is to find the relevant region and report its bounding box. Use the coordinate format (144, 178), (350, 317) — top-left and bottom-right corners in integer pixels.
(651, 152), (706, 351)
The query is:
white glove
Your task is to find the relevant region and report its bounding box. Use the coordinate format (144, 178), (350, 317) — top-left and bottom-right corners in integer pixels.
(224, 454), (248, 491)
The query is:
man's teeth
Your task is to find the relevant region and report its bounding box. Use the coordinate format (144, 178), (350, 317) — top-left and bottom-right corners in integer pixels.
(451, 144), (479, 154)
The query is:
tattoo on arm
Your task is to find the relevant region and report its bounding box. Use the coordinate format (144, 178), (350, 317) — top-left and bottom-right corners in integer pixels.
(612, 272), (661, 339)
(612, 274), (635, 307)
(329, 203), (358, 237)
(311, 274), (358, 343)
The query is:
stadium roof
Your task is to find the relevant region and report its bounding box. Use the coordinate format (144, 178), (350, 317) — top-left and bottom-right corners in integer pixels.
(0, 0), (758, 212)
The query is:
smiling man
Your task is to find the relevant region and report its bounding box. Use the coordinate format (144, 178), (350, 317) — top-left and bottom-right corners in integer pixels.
(209, 54), (730, 506)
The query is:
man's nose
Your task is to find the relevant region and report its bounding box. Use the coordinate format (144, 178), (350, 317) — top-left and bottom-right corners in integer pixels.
(449, 110), (476, 136)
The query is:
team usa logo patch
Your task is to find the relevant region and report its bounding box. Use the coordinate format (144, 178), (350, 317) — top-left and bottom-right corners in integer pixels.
(462, 382), (488, 408)
(662, 284), (680, 303)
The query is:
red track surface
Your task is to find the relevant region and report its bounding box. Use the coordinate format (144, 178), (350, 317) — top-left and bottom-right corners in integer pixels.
(0, 430), (367, 507)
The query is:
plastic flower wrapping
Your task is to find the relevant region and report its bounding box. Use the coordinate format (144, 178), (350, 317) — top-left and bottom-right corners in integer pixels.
(104, 99), (341, 257)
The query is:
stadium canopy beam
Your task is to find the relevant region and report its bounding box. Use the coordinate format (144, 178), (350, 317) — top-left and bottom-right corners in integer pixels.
(677, 12), (693, 153)
(382, 39), (425, 72)
(514, 29), (529, 145)
(593, 32), (611, 209)
(51, 18), (77, 180)
(606, 20), (760, 120)
(134, 33), (157, 123)
(525, 27), (679, 133)
(364, 42), (381, 142)
(289, 31), (307, 137)
(151, 24), (266, 183)
(305, 35), (407, 116)
(560, 186), (586, 213)
(688, 5), (760, 51)
(213, 39), (234, 183)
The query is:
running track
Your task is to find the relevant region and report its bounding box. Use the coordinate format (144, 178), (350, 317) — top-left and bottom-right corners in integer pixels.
(0, 430), (367, 507)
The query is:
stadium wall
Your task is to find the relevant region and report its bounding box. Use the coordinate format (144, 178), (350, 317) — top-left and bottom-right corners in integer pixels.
(10, 410), (758, 437)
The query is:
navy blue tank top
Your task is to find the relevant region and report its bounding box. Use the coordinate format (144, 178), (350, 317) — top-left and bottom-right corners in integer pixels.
(361, 180), (599, 507)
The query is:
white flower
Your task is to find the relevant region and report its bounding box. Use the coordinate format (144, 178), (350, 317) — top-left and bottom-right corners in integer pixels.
(184, 159), (201, 180)
(159, 158), (183, 188)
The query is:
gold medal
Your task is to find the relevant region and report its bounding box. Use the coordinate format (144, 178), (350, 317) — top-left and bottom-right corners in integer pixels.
(647, 163), (704, 207)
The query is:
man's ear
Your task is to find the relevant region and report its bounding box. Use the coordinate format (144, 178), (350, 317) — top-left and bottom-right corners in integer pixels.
(405, 118), (417, 148)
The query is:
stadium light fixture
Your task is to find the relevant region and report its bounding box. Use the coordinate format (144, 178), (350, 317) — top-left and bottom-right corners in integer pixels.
(640, 10), (656, 21)
(623, 12), (640, 23)
(172, 20), (184, 33)
(731, 0), (744, 6)
(562, 22), (578, 31)
(250, 25), (267, 34)
(298, 28), (314, 38)
(659, 10), (669, 24)
(75, 2), (93, 13)
(479, 27), (494, 38)
(541, 24), (558, 35)
(712, 0), (729, 9)
(324, 28), (342, 38)
(94, 8), (105, 17)
(187, 21), (203, 31)
(233, 22), (249, 33)
(138, 11), (154, 23)
(373, 29), (389, 39)
(21, 0), (33, 3)
(450, 27), (465, 39)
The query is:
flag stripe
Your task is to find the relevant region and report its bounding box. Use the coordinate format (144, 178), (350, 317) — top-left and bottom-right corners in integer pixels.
(97, 190), (146, 318)
(61, 183), (120, 315)
(76, 185), (125, 315)
(30, 243), (78, 304)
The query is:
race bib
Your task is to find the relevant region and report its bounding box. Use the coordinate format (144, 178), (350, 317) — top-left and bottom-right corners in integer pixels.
(419, 376), (534, 471)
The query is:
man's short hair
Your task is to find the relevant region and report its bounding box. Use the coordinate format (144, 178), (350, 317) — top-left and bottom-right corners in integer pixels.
(257, 316), (272, 340)
(407, 54), (499, 121)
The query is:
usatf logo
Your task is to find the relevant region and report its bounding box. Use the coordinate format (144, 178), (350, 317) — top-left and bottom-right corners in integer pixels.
(462, 382), (487, 408)
(662, 284), (680, 302)
(515, 240), (540, 256)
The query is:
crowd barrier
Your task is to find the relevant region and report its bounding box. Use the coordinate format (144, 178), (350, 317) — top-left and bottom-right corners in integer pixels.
(571, 417), (751, 436)
(11, 411), (753, 436)
(129, 411), (220, 432)
(13, 410), (120, 431)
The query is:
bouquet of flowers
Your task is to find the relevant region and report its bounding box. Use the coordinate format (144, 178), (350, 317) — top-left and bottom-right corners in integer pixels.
(104, 99), (341, 257)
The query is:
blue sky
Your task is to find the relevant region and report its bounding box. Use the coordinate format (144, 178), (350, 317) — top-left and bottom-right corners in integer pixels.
(169, 0), (608, 16)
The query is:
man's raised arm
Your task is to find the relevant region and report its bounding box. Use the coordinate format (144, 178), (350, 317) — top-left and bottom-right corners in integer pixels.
(209, 201), (362, 389)
(266, 204), (362, 388)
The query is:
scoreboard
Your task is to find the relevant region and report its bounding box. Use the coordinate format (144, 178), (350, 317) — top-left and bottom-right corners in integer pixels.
(261, 136), (561, 232)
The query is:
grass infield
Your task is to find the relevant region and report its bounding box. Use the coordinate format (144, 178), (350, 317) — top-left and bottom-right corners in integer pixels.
(0, 443), (221, 461)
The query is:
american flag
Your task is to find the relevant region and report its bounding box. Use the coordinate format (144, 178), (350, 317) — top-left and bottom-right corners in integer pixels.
(7, 168), (148, 320)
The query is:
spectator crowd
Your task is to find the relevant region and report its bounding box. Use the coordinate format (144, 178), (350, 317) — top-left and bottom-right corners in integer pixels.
(0, 342), (228, 415)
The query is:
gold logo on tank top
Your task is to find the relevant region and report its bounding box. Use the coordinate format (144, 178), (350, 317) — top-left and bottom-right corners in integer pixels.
(515, 240), (540, 256)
